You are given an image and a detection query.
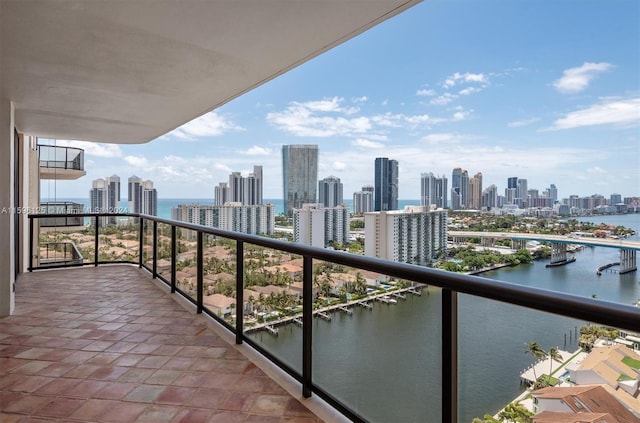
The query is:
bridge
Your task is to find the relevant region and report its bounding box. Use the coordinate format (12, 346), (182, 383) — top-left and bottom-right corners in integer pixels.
(448, 231), (640, 273)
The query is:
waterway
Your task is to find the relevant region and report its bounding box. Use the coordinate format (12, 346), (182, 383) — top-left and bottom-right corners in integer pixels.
(247, 214), (640, 423)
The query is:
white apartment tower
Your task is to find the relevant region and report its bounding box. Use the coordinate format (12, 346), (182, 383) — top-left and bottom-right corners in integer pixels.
(90, 175), (120, 225)
(171, 202), (274, 236)
(221, 165), (263, 206)
(364, 206), (447, 266)
(293, 204), (349, 248)
(353, 189), (374, 215)
(420, 173), (448, 209)
(128, 176), (157, 216)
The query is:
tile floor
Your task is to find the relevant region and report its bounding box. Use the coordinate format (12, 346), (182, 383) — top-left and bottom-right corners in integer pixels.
(0, 266), (324, 422)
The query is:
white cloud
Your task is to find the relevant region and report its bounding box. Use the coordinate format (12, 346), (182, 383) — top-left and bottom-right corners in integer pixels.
(416, 89), (436, 96)
(124, 155), (149, 168)
(546, 97), (640, 130)
(587, 166), (607, 174)
(430, 93), (458, 105)
(552, 62), (613, 93)
(458, 86), (482, 96)
(333, 161), (347, 171)
(169, 111), (244, 140)
(352, 138), (385, 149)
(352, 96), (369, 103)
(243, 146), (272, 156)
(452, 109), (472, 121)
(443, 72), (488, 88)
(507, 117), (540, 128)
(421, 133), (472, 144)
(266, 98), (372, 137)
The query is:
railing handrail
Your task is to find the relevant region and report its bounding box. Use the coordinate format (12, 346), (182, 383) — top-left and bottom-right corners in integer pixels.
(28, 211), (640, 333)
(37, 144), (84, 171)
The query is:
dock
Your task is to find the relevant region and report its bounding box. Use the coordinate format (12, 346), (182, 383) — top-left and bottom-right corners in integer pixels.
(338, 306), (353, 315)
(315, 311), (331, 321)
(596, 262), (620, 276)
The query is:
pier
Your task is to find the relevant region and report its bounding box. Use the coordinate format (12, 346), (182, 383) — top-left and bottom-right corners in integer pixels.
(244, 285), (424, 335)
(596, 262), (620, 276)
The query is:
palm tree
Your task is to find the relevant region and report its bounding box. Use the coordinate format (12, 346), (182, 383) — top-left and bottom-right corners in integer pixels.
(547, 346), (563, 384)
(525, 341), (546, 385)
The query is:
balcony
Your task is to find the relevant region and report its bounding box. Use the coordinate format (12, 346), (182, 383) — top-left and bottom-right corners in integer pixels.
(18, 212), (639, 422)
(38, 241), (83, 267)
(38, 145), (86, 180)
(39, 202), (85, 230)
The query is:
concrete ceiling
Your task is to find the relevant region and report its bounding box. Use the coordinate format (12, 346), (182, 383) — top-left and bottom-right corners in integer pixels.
(1, 0), (420, 144)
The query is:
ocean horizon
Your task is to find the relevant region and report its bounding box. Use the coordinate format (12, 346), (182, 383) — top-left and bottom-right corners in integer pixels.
(43, 198), (422, 219)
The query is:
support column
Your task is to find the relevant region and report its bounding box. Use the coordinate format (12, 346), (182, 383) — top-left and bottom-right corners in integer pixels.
(0, 99), (16, 316)
(550, 243), (567, 265)
(620, 250), (637, 274)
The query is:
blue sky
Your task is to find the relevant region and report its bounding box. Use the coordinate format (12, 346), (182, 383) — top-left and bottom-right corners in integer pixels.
(42, 0), (640, 201)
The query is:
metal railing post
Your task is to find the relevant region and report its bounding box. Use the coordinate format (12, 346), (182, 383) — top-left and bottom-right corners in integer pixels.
(196, 231), (203, 314)
(138, 217), (144, 268)
(94, 215), (99, 265)
(442, 288), (458, 423)
(302, 255), (313, 398)
(28, 216), (34, 271)
(171, 225), (176, 293)
(152, 220), (158, 278)
(235, 240), (244, 344)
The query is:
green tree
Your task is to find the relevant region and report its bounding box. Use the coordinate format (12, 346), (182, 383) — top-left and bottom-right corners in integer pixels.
(525, 341), (546, 385)
(547, 346), (562, 383)
(498, 401), (533, 423)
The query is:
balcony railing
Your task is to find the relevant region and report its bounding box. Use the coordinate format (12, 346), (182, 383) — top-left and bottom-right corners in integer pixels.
(38, 144), (84, 171)
(27, 212), (640, 423)
(38, 241), (84, 267)
(39, 202), (85, 227)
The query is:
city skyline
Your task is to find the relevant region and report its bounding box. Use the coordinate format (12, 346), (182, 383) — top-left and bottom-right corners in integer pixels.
(38, 0), (639, 199)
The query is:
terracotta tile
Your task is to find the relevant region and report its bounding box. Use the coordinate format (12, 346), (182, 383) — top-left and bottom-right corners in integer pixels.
(14, 347), (54, 360)
(207, 410), (249, 423)
(3, 394), (51, 414)
(162, 356), (196, 370)
(137, 355), (171, 369)
(280, 417), (323, 423)
(172, 371), (206, 387)
(82, 340), (116, 352)
(35, 396), (84, 417)
(155, 386), (196, 405)
(249, 395), (289, 416)
(0, 390), (24, 409)
(11, 360), (53, 375)
(93, 382), (137, 400)
(284, 399), (317, 418)
(87, 352), (121, 365)
(124, 384), (165, 402)
(64, 363), (101, 378)
(89, 365), (129, 381)
(127, 343), (160, 355)
(135, 404), (180, 423)
(61, 350), (98, 364)
(0, 358), (29, 372)
(118, 367), (155, 383)
(65, 379), (109, 397)
(145, 369), (182, 385)
(35, 377), (81, 395)
(200, 373), (239, 389)
(104, 341), (136, 353)
(99, 401), (147, 422)
(218, 391), (258, 412)
(244, 415), (280, 423)
(8, 375), (55, 393)
(112, 354), (144, 367)
(0, 373), (25, 390)
(170, 408), (213, 423)
(184, 387), (227, 409)
(69, 399), (121, 422)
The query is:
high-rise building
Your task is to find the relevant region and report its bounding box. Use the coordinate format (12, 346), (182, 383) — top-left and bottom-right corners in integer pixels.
(282, 145), (318, 216)
(468, 172), (482, 210)
(516, 178), (528, 208)
(90, 175), (120, 225)
(547, 184), (558, 203)
(222, 165), (263, 206)
(451, 168), (469, 210)
(374, 157), (398, 211)
(214, 182), (229, 206)
(318, 176), (343, 208)
(171, 202), (274, 236)
(293, 203), (349, 248)
(610, 193), (622, 205)
(482, 184), (498, 209)
(364, 206), (447, 266)
(353, 185), (374, 215)
(128, 176), (157, 217)
(420, 172), (448, 209)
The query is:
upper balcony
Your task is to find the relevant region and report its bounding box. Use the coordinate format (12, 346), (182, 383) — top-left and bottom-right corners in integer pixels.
(38, 145), (86, 180)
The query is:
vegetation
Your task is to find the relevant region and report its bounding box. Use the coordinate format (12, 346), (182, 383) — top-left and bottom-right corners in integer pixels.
(438, 246), (533, 273)
(578, 325), (619, 350)
(472, 401), (532, 423)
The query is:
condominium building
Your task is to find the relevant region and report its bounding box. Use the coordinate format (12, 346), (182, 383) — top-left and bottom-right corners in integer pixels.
(283, 145), (318, 216)
(451, 167), (469, 210)
(364, 205), (447, 266)
(318, 175), (343, 208)
(89, 175), (120, 225)
(468, 172), (482, 210)
(171, 202), (274, 236)
(128, 176), (157, 216)
(293, 203), (349, 248)
(482, 184), (498, 210)
(218, 165), (263, 206)
(374, 157), (399, 211)
(353, 186), (374, 215)
(420, 172), (448, 209)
